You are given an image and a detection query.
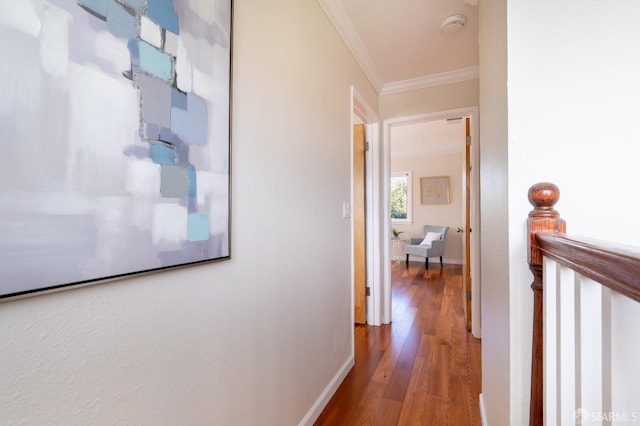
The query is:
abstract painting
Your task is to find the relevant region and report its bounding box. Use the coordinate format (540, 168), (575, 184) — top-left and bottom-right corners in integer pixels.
(420, 176), (449, 204)
(0, 0), (232, 299)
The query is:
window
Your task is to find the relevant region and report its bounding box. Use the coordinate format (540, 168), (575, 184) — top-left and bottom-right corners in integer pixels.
(391, 171), (412, 224)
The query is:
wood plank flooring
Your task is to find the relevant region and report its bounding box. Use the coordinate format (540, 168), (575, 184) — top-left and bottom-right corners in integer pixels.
(315, 262), (482, 425)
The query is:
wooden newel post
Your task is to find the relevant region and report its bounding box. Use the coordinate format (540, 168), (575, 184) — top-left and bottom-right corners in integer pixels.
(527, 183), (566, 426)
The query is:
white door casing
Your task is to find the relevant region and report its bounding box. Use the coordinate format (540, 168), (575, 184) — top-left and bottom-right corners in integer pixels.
(380, 107), (481, 336)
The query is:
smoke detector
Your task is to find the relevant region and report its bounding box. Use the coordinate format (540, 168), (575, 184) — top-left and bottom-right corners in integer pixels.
(440, 14), (467, 35)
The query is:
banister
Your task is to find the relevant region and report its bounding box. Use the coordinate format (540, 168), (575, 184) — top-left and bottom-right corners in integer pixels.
(537, 233), (640, 304)
(528, 182), (640, 425)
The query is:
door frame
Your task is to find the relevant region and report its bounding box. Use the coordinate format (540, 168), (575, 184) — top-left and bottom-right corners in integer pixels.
(380, 107), (481, 337)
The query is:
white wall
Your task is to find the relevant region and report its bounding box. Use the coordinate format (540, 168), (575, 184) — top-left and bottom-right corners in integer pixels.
(478, 0), (510, 423)
(0, 1), (378, 424)
(380, 79), (479, 121)
(480, 0), (640, 424)
(391, 152), (464, 263)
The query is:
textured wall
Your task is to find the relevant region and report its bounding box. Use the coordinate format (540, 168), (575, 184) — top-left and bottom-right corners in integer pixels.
(0, 0), (378, 424)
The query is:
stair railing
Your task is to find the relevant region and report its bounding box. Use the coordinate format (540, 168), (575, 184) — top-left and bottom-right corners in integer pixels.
(527, 182), (640, 425)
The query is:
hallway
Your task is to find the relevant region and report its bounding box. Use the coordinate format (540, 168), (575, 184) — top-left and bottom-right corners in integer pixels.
(315, 262), (482, 425)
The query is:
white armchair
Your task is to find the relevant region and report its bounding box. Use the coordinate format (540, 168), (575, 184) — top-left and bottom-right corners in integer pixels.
(404, 225), (449, 269)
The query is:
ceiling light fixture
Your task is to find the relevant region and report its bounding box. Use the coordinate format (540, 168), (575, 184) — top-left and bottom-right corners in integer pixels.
(440, 14), (467, 35)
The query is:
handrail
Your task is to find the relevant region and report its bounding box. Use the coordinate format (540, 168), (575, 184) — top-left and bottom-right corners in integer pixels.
(527, 182), (640, 425)
(537, 232), (640, 304)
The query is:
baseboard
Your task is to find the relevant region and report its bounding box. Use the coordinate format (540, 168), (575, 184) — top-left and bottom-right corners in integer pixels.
(479, 393), (488, 426)
(298, 355), (354, 426)
(472, 326), (482, 339)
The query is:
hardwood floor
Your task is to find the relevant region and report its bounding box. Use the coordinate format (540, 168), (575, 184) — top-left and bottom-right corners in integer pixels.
(315, 262), (482, 425)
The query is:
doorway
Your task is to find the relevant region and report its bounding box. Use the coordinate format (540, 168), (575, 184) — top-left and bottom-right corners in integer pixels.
(381, 107), (481, 337)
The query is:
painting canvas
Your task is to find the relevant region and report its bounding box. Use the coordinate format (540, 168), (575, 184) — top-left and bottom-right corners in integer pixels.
(420, 176), (449, 204)
(0, 0), (232, 299)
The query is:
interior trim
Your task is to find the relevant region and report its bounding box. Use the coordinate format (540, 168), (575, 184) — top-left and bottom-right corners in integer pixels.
(298, 355), (355, 425)
(317, 0), (384, 93)
(317, 0), (479, 95)
(381, 66), (480, 95)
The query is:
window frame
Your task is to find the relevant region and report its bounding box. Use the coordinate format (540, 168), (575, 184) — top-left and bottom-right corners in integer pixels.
(390, 170), (412, 225)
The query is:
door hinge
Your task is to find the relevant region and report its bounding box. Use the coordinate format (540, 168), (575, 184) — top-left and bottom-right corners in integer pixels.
(366, 287), (371, 296)
(466, 136), (471, 146)
(467, 291), (472, 301)
(365, 142), (370, 152)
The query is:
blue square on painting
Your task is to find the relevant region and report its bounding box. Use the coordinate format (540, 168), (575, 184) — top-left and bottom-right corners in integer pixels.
(187, 214), (210, 242)
(106, 1), (136, 40)
(147, 0), (180, 34)
(150, 144), (176, 165)
(171, 93), (208, 146)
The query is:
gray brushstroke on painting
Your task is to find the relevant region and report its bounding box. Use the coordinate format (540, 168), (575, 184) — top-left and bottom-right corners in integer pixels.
(123, 144), (150, 160)
(52, 1), (124, 80)
(172, 3), (230, 75)
(160, 166), (189, 197)
(0, 27), (70, 190)
(0, 213), (97, 295)
(135, 73), (172, 128)
(157, 235), (223, 266)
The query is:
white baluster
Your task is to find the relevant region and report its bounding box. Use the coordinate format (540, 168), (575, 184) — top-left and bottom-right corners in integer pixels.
(544, 257), (558, 426)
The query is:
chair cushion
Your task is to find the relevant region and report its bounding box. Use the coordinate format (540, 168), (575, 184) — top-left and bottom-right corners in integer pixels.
(420, 232), (442, 245)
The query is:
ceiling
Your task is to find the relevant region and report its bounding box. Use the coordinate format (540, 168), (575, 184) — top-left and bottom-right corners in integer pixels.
(318, 0), (478, 155)
(318, 0), (479, 95)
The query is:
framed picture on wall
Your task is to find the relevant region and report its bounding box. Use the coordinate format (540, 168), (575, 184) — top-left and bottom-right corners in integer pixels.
(420, 176), (450, 204)
(0, 0), (232, 300)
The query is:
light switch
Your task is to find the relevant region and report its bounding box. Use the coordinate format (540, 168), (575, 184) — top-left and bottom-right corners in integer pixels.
(342, 202), (351, 219)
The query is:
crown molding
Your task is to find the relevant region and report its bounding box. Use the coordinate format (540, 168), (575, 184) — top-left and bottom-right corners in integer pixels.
(317, 0), (384, 93)
(380, 66), (479, 96)
(317, 0), (478, 95)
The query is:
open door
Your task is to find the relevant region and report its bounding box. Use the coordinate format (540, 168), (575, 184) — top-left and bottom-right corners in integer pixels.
(462, 117), (472, 331)
(353, 124), (366, 324)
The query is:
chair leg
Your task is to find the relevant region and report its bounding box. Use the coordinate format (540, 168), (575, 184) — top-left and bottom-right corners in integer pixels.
(425, 257), (429, 269)
(440, 256), (443, 268)
(405, 253), (409, 267)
